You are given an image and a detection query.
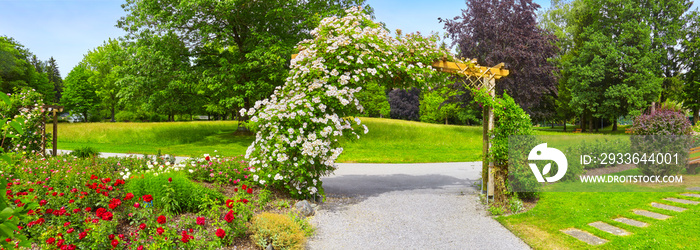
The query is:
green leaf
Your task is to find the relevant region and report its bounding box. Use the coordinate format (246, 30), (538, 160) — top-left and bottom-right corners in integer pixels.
(0, 154), (10, 165)
(0, 223), (13, 237)
(0, 208), (12, 220)
(8, 121), (23, 135)
(0, 92), (9, 105)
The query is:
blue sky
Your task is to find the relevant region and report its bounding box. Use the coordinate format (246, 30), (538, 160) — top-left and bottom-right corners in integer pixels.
(0, 0), (572, 78)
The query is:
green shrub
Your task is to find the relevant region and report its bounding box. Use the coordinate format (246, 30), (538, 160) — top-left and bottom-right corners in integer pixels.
(251, 213), (307, 250)
(70, 146), (100, 158)
(125, 172), (224, 213)
(115, 111), (136, 122)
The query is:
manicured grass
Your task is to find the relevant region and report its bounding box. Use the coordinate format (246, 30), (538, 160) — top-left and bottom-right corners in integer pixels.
(57, 118), (484, 163)
(498, 175), (700, 249)
(535, 124), (632, 135)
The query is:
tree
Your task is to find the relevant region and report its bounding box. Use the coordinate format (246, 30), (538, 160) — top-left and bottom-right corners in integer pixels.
(420, 86), (460, 124)
(46, 57), (63, 104)
(354, 81), (390, 118)
(565, 0), (666, 131)
(0, 36), (54, 99)
(81, 39), (125, 122)
(440, 0), (559, 120)
(682, 11), (700, 124)
(62, 64), (98, 121)
(118, 0), (367, 123)
(388, 88), (420, 121)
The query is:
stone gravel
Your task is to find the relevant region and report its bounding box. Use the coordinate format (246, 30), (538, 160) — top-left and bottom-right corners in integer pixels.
(307, 162), (530, 250)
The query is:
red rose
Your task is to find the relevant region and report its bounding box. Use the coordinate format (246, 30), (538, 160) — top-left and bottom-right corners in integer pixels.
(139, 223), (146, 230)
(142, 195), (153, 202)
(124, 193), (134, 200)
(39, 200), (47, 206)
(157, 215), (166, 224)
(95, 208), (105, 217)
(137, 246), (144, 250)
(46, 237), (55, 245)
(57, 239), (64, 247)
(224, 210), (235, 223)
(216, 228), (225, 238)
(246, 188), (253, 194)
(111, 239), (119, 247)
(238, 198), (249, 204)
(64, 222), (71, 227)
(109, 198), (122, 209)
(225, 199), (235, 208)
(156, 227), (164, 235)
(101, 211), (113, 221)
(78, 231), (87, 239)
(241, 184), (247, 190)
(73, 208), (80, 214)
(85, 207), (92, 212)
(134, 202), (140, 208)
(196, 217), (205, 225)
(168, 177), (172, 183)
(67, 228), (74, 234)
(205, 155), (210, 161)
(108, 234), (115, 240)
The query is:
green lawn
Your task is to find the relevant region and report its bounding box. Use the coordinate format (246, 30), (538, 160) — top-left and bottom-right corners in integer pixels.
(498, 187), (700, 249)
(56, 118), (484, 163)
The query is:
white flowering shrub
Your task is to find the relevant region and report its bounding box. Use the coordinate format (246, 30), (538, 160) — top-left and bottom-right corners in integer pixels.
(243, 7), (458, 198)
(0, 89), (47, 157)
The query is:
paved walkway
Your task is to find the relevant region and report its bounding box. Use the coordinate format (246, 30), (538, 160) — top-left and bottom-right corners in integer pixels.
(307, 162), (529, 250)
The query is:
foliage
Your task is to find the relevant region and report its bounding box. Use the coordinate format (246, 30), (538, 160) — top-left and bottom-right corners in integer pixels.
(508, 196), (524, 213)
(183, 155), (253, 186)
(388, 88), (420, 121)
(487, 206), (505, 216)
(124, 172), (225, 213)
(631, 109), (693, 136)
(0, 36), (55, 101)
(441, 0), (559, 119)
(62, 65), (99, 122)
(118, 0), (367, 120)
(681, 11), (700, 125)
(420, 86), (460, 124)
(79, 39), (126, 122)
(0, 89), (47, 156)
(250, 213), (306, 250)
(243, 7), (456, 198)
(69, 146), (100, 159)
(354, 81), (390, 118)
(471, 88), (536, 202)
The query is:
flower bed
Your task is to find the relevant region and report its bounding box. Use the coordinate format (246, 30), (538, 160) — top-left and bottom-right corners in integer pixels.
(0, 154), (307, 249)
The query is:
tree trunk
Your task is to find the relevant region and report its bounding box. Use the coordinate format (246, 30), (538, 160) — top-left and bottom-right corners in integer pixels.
(581, 114), (586, 132)
(693, 108), (699, 126)
(650, 102), (656, 114)
(588, 115), (593, 133)
(563, 120), (567, 132)
(612, 119), (618, 131)
(110, 105), (115, 122)
(445, 117), (448, 125)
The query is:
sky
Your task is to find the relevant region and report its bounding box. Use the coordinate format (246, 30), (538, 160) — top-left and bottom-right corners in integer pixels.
(0, 0), (583, 79)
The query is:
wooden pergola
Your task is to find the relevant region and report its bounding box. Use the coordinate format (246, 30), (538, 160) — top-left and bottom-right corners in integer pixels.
(19, 105), (64, 157)
(291, 53), (509, 197)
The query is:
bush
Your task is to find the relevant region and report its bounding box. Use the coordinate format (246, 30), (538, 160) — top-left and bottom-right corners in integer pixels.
(388, 88), (420, 121)
(354, 81), (390, 118)
(115, 111), (136, 122)
(632, 109), (694, 176)
(70, 146), (100, 158)
(250, 213), (306, 250)
(125, 172), (224, 213)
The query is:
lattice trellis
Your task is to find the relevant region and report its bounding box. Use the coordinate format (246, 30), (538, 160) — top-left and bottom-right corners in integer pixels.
(431, 58), (508, 92)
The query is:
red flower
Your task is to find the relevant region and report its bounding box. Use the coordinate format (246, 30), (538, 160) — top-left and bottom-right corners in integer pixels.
(156, 227), (164, 235)
(101, 178), (111, 184)
(134, 202), (140, 208)
(225, 199), (235, 208)
(95, 208), (105, 217)
(224, 210), (235, 223)
(205, 155), (211, 161)
(101, 211), (113, 221)
(85, 207), (92, 212)
(64, 222), (71, 227)
(168, 177), (172, 183)
(46, 237), (55, 245)
(137, 246), (144, 250)
(78, 231), (87, 240)
(108, 198), (122, 209)
(113, 179), (125, 186)
(124, 193), (134, 200)
(181, 234), (190, 243)
(238, 198), (249, 204)
(246, 188), (253, 194)
(111, 239), (119, 247)
(157, 215), (166, 224)
(57, 239), (64, 247)
(39, 200), (47, 206)
(142, 194), (153, 202)
(67, 228), (74, 234)
(196, 217), (205, 225)
(241, 184), (247, 190)
(216, 228), (226, 238)
(108, 234), (115, 240)
(139, 223), (146, 230)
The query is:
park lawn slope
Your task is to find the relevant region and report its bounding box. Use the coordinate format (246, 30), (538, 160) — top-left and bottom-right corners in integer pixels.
(57, 118), (484, 163)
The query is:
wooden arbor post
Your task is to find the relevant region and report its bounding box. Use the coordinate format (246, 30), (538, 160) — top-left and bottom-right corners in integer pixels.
(28, 105), (63, 157)
(431, 59), (509, 196)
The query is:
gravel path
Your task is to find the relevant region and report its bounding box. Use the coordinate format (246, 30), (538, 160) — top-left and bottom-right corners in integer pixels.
(307, 162), (529, 250)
